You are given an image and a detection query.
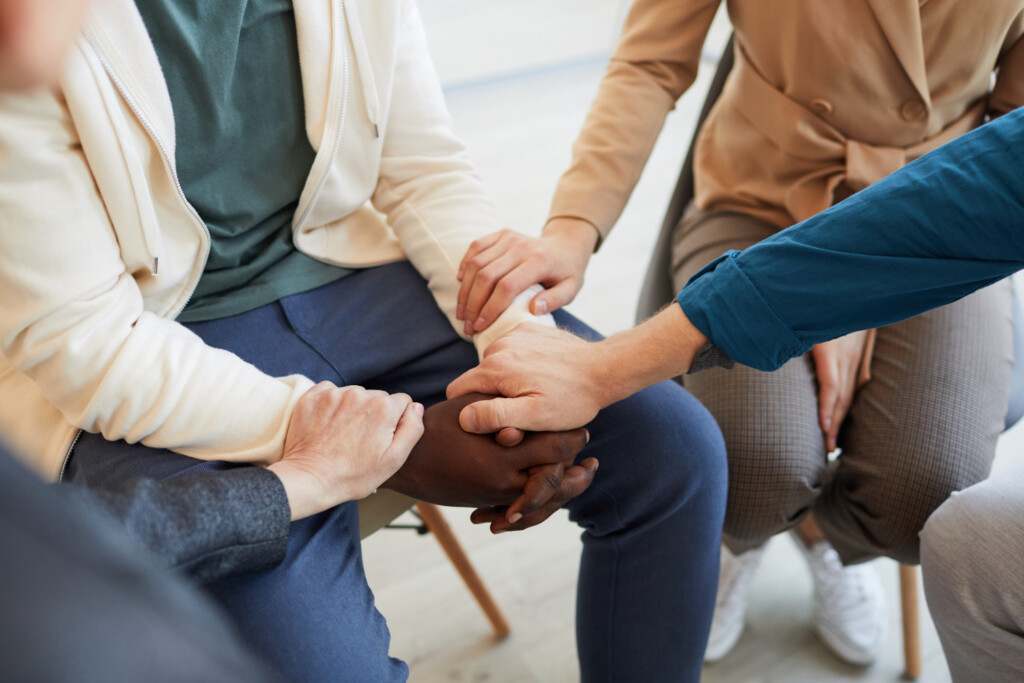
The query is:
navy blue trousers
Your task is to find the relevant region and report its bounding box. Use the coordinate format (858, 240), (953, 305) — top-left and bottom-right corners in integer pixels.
(67, 262), (727, 682)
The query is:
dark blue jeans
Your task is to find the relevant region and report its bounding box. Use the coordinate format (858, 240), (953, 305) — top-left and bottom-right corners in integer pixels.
(67, 262), (727, 682)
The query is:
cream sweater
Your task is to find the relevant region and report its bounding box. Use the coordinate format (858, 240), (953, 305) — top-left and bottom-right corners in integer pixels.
(0, 0), (550, 480)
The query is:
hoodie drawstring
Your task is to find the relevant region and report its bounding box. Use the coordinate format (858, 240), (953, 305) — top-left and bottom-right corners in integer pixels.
(342, 1), (380, 138)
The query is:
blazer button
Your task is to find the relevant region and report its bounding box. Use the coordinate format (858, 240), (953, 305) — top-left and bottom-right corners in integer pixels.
(900, 98), (928, 122)
(810, 98), (834, 117)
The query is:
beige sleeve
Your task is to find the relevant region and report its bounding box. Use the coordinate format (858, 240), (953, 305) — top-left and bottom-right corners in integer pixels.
(990, 14), (1024, 116)
(547, 0), (721, 248)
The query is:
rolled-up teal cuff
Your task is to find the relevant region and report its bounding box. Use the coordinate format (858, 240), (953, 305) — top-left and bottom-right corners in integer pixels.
(676, 251), (807, 372)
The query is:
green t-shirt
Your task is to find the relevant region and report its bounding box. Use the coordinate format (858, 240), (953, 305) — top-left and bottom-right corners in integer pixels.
(135, 0), (351, 323)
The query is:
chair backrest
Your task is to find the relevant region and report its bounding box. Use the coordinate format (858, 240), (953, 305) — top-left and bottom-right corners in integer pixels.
(636, 36), (735, 324)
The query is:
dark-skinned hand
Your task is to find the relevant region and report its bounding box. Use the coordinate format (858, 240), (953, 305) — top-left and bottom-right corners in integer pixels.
(383, 393), (598, 533)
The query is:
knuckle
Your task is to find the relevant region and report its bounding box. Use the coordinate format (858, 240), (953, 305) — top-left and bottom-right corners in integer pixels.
(339, 386), (362, 406)
(495, 279), (516, 297)
(542, 470), (563, 492)
(553, 437), (573, 461)
(470, 255), (488, 270)
(490, 401), (507, 426)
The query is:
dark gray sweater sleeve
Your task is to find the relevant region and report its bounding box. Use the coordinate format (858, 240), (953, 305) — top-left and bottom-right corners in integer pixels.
(81, 467), (291, 583)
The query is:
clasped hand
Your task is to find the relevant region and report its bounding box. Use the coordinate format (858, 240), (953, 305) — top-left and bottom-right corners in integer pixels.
(385, 394), (597, 533)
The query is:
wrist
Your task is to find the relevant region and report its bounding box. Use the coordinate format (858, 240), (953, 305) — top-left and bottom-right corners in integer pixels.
(580, 338), (632, 410)
(591, 304), (707, 406)
(267, 460), (334, 522)
(380, 464), (412, 497)
(589, 336), (645, 408)
(543, 217), (600, 256)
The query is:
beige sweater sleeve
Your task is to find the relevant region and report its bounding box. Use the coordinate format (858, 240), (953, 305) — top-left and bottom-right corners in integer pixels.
(547, 0), (721, 247)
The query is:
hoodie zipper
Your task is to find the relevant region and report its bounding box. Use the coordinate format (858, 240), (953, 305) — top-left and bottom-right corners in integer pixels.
(293, 0), (351, 233)
(57, 429), (82, 483)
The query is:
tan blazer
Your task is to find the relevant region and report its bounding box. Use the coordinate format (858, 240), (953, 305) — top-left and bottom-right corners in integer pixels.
(549, 0), (1024, 237)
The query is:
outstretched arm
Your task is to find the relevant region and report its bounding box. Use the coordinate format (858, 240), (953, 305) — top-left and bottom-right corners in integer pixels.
(454, 0), (721, 333)
(449, 109), (1024, 433)
(678, 107), (1024, 371)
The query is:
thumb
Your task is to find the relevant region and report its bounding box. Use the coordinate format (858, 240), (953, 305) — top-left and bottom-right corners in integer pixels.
(390, 402), (425, 459)
(495, 427), (525, 447)
(531, 279), (579, 316)
(447, 366), (498, 400)
(459, 396), (534, 434)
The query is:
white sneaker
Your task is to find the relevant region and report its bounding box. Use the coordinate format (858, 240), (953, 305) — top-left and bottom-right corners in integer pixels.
(794, 535), (887, 666)
(704, 544), (766, 662)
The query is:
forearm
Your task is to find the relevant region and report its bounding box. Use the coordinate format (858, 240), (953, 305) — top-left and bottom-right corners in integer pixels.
(547, 62), (679, 242)
(85, 467), (291, 583)
(593, 304), (708, 407)
(678, 108), (1024, 371)
(547, 0), (719, 243)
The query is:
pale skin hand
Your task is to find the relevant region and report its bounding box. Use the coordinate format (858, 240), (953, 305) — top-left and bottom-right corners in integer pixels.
(811, 330), (870, 452)
(447, 304), (707, 434)
(268, 382), (424, 521)
(456, 218), (600, 335)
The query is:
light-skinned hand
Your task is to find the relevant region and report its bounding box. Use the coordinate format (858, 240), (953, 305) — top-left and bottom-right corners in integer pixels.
(447, 304), (706, 437)
(455, 218), (599, 335)
(447, 323), (610, 434)
(269, 383), (424, 521)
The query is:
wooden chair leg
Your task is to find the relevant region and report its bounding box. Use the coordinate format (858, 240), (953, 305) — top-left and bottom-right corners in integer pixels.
(416, 502), (511, 639)
(900, 564), (922, 679)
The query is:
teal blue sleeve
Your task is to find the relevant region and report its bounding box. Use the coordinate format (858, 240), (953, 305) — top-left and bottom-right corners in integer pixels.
(677, 107), (1024, 372)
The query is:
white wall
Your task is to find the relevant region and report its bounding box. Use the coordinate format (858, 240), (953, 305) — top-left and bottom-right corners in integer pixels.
(419, 1), (732, 89)
(417, 0), (628, 88)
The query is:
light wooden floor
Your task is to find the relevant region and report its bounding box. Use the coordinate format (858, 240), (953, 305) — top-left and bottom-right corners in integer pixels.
(361, 20), (1024, 683)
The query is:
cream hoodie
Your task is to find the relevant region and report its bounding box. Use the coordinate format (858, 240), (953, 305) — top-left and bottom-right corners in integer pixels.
(0, 0), (551, 481)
